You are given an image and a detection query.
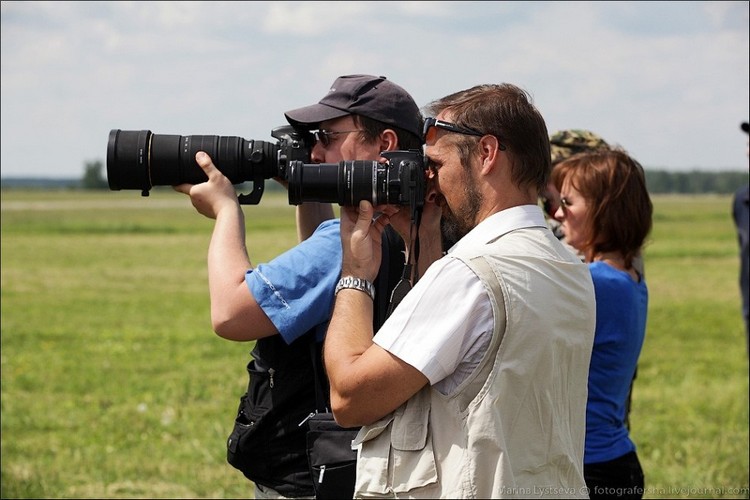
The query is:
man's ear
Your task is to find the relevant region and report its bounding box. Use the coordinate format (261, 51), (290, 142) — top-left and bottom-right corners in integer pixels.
(478, 135), (501, 174)
(380, 129), (399, 152)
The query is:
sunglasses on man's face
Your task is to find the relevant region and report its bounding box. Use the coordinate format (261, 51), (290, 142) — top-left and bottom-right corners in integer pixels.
(422, 117), (506, 150)
(312, 129), (361, 148)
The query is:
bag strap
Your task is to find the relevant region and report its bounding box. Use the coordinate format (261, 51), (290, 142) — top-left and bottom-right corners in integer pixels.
(375, 225), (405, 327)
(309, 337), (329, 413)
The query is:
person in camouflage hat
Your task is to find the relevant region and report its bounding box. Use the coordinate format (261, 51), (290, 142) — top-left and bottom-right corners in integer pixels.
(550, 129), (611, 165)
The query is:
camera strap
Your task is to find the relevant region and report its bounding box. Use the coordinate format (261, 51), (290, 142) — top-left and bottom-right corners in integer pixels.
(386, 264), (412, 318)
(386, 208), (422, 317)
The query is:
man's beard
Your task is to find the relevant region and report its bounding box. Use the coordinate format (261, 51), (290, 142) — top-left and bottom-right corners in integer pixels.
(440, 169), (482, 250)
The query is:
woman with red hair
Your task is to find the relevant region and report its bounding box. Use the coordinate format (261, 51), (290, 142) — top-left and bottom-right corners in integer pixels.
(552, 149), (653, 500)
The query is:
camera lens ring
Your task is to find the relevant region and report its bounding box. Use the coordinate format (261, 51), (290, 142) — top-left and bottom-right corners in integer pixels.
(143, 130), (153, 193)
(371, 163), (378, 205)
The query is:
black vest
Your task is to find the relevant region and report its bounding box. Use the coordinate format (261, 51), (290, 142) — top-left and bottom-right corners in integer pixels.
(226, 226), (405, 496)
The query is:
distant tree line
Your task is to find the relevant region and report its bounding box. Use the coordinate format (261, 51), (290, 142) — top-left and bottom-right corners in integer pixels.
(1, 161), (747, 195)
(77, 161), (747, 194)
(644, 170), (748, 194)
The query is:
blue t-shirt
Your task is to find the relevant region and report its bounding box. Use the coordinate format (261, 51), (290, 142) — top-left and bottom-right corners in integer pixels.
(245, 219), (342, 344)
(585, 261), (648, 464)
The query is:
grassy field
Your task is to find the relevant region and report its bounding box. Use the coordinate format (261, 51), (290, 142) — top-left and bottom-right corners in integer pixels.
(1, 189), (748, 499)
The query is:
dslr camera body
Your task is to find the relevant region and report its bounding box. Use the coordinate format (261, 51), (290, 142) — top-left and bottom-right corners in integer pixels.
(106, 127), (427, 214)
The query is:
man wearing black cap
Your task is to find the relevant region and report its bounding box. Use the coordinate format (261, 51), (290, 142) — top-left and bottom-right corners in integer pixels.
(285, 75), (427, 240)
(733, 122), (749, 352)
(175, 75), (425, 498)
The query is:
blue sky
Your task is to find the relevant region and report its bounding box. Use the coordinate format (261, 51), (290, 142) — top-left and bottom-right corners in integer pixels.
(1, 1), (748, 178)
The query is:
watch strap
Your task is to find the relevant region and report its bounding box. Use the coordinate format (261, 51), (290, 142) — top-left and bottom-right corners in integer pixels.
(335, 276), (375, 301)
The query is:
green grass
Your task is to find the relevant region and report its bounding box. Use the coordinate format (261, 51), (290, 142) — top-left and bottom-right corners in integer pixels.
(2, 190), (748, 499)
(632, 195), (749, 499)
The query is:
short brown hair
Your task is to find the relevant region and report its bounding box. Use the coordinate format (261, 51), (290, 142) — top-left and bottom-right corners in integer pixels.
(424, 83), (550, 193)
(552, 149), (653, 268)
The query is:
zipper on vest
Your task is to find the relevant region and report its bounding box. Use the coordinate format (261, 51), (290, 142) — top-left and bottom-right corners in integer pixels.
(268, 368), (275, 388)
(318, 465), (326, 483)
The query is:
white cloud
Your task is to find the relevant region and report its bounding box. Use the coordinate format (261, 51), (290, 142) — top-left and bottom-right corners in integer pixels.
(1, 0), (748, 178)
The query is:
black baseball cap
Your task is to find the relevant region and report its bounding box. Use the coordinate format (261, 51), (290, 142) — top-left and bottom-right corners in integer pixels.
(742, 122), (749, 134)
(284, 74), (421, 137)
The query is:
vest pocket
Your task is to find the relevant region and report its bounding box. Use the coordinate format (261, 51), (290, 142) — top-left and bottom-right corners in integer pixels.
(354, 388), (438, 494)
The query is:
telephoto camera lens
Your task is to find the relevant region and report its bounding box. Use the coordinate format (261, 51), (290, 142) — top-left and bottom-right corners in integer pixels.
(106, 129), (279, 194)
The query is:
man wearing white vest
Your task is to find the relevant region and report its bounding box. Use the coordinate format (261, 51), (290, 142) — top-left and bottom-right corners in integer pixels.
(324, 83), (596, 499)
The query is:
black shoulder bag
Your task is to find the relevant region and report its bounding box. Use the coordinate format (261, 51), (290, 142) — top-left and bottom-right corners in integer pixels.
(305, 224), (421, 499)
(304, 341), (359, 499)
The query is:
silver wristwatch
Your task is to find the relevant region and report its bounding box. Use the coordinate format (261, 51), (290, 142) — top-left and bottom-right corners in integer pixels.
(335, 276), (375, 301)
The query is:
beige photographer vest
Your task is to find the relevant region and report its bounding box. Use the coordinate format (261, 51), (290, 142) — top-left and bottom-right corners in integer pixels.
(352, 227), (596, 499)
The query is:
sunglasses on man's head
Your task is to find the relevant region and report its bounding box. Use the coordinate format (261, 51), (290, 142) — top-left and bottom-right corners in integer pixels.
(422, 117), (506, 150)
